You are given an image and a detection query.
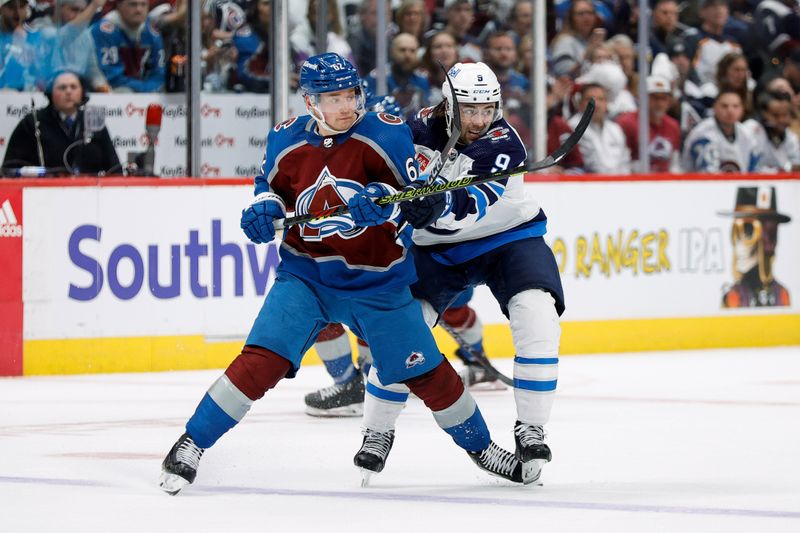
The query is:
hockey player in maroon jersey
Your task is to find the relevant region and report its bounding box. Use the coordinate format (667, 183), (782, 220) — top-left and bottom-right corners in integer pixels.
(157, 53), (537, 494)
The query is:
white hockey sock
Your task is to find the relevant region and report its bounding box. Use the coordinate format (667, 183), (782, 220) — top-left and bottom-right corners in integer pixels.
(362, 366), (410, 433)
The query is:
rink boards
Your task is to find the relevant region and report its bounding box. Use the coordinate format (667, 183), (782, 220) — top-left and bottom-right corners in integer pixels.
(1, 174), (798, 376)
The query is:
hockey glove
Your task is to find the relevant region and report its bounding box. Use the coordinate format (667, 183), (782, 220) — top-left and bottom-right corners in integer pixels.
(399, 179), (448, 229)
(348, 182), (396, 227)
(240, 192), (286, 244)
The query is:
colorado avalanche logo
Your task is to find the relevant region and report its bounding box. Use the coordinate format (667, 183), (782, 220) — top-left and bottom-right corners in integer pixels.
(296, 166), (366, 241)
(405, 351), (426, 369)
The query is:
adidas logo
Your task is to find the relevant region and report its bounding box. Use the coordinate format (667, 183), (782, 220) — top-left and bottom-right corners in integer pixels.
(0, 199), (22, 238)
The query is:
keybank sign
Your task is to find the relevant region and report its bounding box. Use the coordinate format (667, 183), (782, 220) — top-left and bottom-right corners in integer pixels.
(68, 220), (280, 301)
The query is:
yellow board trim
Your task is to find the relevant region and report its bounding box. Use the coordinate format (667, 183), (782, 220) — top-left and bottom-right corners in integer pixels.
(22, 314), (800, 375)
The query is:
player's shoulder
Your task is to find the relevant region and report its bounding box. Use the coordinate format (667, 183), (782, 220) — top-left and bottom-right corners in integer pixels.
(268, 115), (312, 145)
(355, 111), (410, 139)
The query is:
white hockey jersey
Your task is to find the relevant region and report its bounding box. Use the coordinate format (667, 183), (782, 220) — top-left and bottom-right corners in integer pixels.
(407, 107), (539, 246)
(682, 117), (761, 173)
(742, 118), (800, 172)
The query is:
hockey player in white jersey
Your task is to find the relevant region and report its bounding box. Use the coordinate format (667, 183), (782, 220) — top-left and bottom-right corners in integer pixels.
(682, 89), (761, 173)
(354, 62), (565, 484)
(743, 90), (800, 173)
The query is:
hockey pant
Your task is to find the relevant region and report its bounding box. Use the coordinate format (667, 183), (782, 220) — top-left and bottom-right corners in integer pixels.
(362, 288), (560, 432)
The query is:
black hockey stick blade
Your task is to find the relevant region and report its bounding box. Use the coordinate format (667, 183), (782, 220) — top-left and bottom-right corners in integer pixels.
(438, 321), (513, 386)
(275, 98), (594, 229)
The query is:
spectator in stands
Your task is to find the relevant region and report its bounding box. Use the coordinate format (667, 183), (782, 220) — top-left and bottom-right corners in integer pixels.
(232, 0), (271, 92)
(649, 0), (685, 58)
(419, 29), (458, 104)
(3, 70), (120, 175)
(743, 90), (800, 172)
(568, 82), (631, 174)
(200, 1), (244, 91)
(482, 30), (528, 101)
(506, 0), (532, 47)
(348, 0), (392, 77)
(47, 0), (110, 92)
(616, 75), (682, 173)
(682, 89), (760, 173)
(782, 48), (800, 96)
(150, 0), (187, 93)
(607, 33), (636, 94)
(90, 0), (165, 92)
(395, 0), (428, 44)
(716, 51), (754, 117)
(291, 0), (355, 73)
(577, 58), (636, 118)
(683, 0), (743, 87)
(441, 0), (481, 62)
(0, 0), (56, 90)
(364, 32), (430, 117)
(765, 76), (800, 138)
(545, 106), (585, 172)
(549, 0), (603, 78)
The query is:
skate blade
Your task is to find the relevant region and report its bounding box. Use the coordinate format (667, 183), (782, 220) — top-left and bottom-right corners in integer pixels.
(158, 471), (189, 495)
(305, 403), (364, 418)
(521, 459), (545, 486)
(359, 468), (372, 488)
(469, 380), (507, 391)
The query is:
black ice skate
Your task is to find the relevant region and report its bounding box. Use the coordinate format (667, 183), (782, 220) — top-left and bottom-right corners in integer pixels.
(304, 372), (365, 417)
(513, 421), (552, 463)
(158, 433), (205, 495)
(459, 361), (506, 390)
(353, 428), (395, 487)
(468, 441), (540, 485)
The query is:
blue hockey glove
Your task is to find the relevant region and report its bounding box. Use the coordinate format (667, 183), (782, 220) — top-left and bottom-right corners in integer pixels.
(240, 192), (286, 244)
(347, 182), (396, 227)
(399, 179), (448, 229)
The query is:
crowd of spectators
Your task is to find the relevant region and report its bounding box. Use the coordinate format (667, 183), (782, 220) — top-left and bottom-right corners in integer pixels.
(2, 0), (799, 174)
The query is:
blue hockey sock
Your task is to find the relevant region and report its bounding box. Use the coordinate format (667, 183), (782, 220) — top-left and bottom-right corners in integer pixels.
(323, 355), (357, 384)
(185, 393), (239, 449)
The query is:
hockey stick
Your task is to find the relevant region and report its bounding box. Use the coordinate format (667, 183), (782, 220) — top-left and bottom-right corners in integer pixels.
(424, 61), (462, 181)
(274, 98), (595, 230)
(437, 320), (514, 386)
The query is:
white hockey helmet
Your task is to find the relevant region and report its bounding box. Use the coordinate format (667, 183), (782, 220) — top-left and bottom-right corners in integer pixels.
(442, 62), (503, 136)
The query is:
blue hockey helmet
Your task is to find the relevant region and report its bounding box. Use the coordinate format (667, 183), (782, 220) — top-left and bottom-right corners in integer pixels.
(299, 53), (362, 96)
(300, 53), (365, 134)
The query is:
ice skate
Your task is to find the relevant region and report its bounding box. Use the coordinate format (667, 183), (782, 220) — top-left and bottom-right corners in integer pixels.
(458, 360), (506, 390)
(304, 372), (365, 417)
(353, 428), (394, 487)
(158, 433), (205, 495)
(514, 421), (552, 462)
(468, 441), (540, 485)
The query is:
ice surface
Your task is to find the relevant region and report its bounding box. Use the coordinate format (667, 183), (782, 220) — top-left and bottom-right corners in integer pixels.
(1, 347), (799, 532)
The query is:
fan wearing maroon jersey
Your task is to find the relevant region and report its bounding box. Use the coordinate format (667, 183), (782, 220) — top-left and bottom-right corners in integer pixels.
(157, 53), (537, 494)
